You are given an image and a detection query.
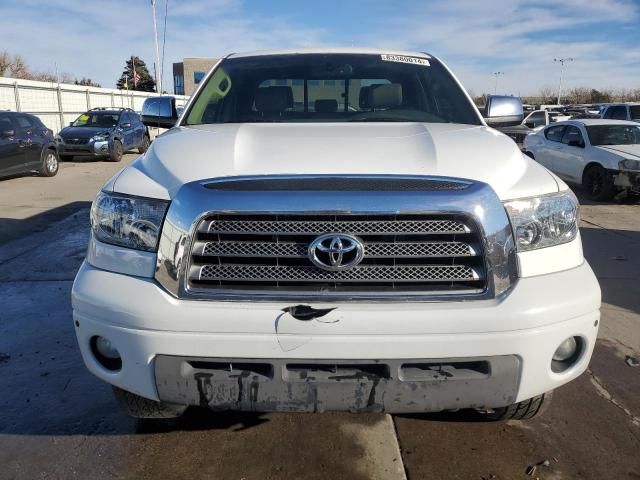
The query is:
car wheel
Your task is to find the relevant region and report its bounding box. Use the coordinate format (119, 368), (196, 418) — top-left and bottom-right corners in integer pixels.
(138, 135), (150, 154)
(60, 154), (74, 161)
(483, 391), (552, 421)
(112, 386), (186, 419)
(583, 164), (615, 201)
(39, 149), (59, 177)
(109, 140), (123, 162)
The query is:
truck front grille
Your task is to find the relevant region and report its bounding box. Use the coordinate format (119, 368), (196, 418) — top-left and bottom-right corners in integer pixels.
(187, 214), (486, 295)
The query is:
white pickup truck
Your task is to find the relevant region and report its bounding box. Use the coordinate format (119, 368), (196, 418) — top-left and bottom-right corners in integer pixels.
(72, 48), (600, 421)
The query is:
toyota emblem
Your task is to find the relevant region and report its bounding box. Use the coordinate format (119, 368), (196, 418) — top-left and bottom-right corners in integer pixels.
(308, 233), (365, 271)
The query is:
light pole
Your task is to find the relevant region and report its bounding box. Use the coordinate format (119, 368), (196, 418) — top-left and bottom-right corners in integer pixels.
(151, 0), (162, 93)
(553, 57), (574, 105)
(492, 71), (504, 94)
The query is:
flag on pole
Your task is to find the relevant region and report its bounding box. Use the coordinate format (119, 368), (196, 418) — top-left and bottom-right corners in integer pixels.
(131, 56), (140, 88)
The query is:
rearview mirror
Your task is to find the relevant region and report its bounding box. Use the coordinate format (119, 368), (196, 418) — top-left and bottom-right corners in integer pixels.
(141, 96), (179, 129)
(484, 95), (524, 128)
(0, 129), (15, 138)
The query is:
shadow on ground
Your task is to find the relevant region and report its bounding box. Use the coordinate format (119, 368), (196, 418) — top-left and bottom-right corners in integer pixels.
(0, 200), (91, 245)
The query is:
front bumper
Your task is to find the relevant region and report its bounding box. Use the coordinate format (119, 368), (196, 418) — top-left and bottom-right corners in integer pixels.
(615, 170), (640, 194)
(58, 140), (109, 156)
(72, 261), (601, 413)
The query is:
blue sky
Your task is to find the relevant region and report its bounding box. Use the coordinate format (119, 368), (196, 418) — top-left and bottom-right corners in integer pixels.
(1, 0), (639, 95)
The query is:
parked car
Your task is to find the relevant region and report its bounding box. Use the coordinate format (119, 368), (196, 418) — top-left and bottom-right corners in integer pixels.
(73, 48), (599, 421)
(497, 110), (553, 148)
(56, 107), (150, 162)
(523, 119), (640, 200)
(0, 111), (58, 178)
(600, 103), (640, 123)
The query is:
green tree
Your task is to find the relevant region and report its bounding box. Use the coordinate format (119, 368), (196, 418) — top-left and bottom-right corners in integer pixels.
(75, 77), (101, 87)
(116, 56), (155, 92)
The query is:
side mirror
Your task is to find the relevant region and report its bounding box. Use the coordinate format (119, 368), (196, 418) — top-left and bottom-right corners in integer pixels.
(69, 122), (74, 126)
(0, 129), (15, 138)
(524, 121), (534, 128)
(484, 95), (524, 127)
(121, 122), (131, 129)
(141, 96), (179, 129)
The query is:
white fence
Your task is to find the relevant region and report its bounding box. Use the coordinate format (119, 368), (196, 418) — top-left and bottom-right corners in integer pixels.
(0, 77), (189, 133)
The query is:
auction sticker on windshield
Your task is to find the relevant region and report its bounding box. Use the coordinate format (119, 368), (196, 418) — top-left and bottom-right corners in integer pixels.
(381, 54), (430, 66)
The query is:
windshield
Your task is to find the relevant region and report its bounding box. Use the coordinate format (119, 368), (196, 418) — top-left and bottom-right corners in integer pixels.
(586, 124), (640, 146)
(72, 112), (120, 128)
(184, 53), (481, 125)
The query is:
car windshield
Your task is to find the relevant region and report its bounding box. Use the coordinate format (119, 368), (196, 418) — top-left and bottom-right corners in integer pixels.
(72, 112), (120, 128)
(586, 125), (640, 146)
(184, 53), (481, 125)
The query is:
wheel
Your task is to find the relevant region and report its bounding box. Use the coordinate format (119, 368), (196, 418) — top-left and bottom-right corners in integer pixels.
(39, 149), (59, 177)
(138, 135), (150, 154)
(109, 139), (123, 162)
(112, 386), (186, 419)
(583, 164), (615, 201)
(483, 391), (552, 421)
(60, 154), (74, 161)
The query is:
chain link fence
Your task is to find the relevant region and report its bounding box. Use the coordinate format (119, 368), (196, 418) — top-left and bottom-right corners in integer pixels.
(0, 76), (189, 133)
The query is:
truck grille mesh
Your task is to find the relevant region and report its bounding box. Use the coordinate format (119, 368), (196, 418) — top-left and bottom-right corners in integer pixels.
(188, 214), (486, 294)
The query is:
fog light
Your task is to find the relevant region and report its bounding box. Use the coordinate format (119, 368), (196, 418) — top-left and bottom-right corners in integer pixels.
(95, 336), (119, 359)
(551, 336), (583, 373)
(90, 336), (122, 371)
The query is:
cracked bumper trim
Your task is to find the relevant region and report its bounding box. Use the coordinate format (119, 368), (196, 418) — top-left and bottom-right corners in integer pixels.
(154, 355), (521, 413)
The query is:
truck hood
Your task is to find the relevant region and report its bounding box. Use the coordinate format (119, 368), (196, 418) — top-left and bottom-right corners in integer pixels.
(112, 122), (560, 200)
(596, 144), (640, 159)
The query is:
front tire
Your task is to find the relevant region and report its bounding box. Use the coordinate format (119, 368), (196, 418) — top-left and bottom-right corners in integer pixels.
(483, 391), (552, 421)
(583, 164), (615, 201)
(39, 149), (59, 177)
(109, 140), (123, 162)
(138, 135), (150, 154)
(112, 387), (186, 419)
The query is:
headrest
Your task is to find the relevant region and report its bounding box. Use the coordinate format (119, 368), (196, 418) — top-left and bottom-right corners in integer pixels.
(255, 86), (293, 113)
(358, 85), (377, 109)
(315, 99), (338, 113)
(370, 84), (403, 109)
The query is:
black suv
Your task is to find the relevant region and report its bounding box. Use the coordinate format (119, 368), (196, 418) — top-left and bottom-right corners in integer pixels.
(0, 111), (59, 178)
(57, 108), (150, 162)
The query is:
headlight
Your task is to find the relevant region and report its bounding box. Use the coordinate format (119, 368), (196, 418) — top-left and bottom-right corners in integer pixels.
(619, 158), (640, 172)
(503, 191), (579, 252)
(55, 135), (62, 143)
(91, 191), (169, 252)
(92, 134), (109, 142)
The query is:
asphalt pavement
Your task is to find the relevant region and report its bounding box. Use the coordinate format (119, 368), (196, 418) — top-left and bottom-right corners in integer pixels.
(0, 157), (638, 479)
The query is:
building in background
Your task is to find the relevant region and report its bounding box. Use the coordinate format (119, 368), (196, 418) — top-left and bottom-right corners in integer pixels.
(172, 58), (217, 96)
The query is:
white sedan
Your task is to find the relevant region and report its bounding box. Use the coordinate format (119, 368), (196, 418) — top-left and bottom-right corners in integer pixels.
(523, 119), (640, 200)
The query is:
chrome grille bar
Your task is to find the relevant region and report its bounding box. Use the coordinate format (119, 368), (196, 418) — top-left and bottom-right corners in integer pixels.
(195, 264), (480, 283)
(194, 241), (477, 258)
(202, 218), (470, 235)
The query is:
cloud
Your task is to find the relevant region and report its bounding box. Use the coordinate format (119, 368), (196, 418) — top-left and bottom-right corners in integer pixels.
(356, 0), (640, 94)
(0, 0), (638, 95)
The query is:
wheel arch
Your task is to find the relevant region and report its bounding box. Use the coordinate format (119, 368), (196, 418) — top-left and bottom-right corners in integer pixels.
(581, 161), (605, 183)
